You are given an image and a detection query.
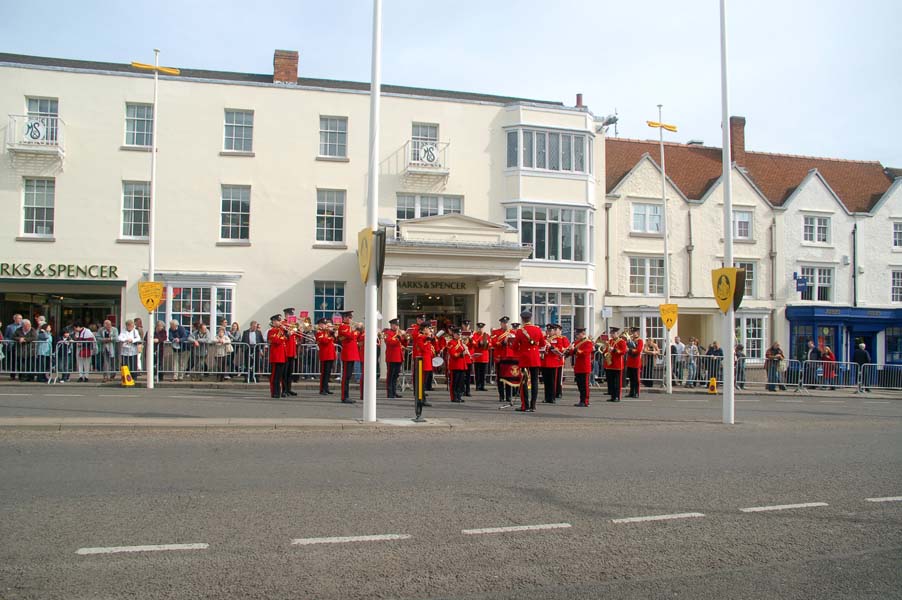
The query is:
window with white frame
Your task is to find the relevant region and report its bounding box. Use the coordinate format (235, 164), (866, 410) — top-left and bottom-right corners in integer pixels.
(23, 178), (55, 236)
(314, 281), (345, 323)
(505, 205), (592, 262)
(220, 185), (250, 240)
(892, 271), (902, 302)
(411, 123), (438, 162)
(623, 315), (664, 346)
(125, 103), (153, 147)
(519, 289), (592, 340)
(733, 210), (753, 240)
(506, 128), (591, 174)
(316, 189), (345, 243)
(893, 222), (902, 248)
(26, 97), (59, 142)
(121, 181), (150, 239)
(803, 215), (830, 243)
(631, 203), (662, 234)
(800, 266), (833, 301)
(735, 315), (765, 360)
(396, 194), (462, 221)
(156, 286), (233, 330)
(629, 257), (665, 295)
(736, 261), (756, 299)
(319, 116), (347, 157)
(224, 110), (254, 152)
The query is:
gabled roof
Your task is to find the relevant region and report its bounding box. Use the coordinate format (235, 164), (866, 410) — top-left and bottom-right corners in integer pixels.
(606, 137), (894, 213)
(0, 52), (564, 108)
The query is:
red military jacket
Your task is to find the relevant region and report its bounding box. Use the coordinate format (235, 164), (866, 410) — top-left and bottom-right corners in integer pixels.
(490, 327), (516, 361)
(515, 324), (545, 368)
(470, 331), (490, 363)
(572, 337), (595, 374)
(267, 326), (287, 364)
(542, 335), (570, 368)
(626, 337), (644, 369)
(447, 338), (468, 371)
(338, 323), (360, 362)
(609, 337), (628, 371)
(383, 329), (407, 363)
(461, 332), (473, 364)
(316, 329), (337, 362)
(415, 333), (435, 372)
(285, 329), (299, 358)
(409, 324), (422, 357)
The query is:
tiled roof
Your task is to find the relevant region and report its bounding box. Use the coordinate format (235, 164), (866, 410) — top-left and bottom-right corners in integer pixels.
(606, 137), (894, 212)
(0, 52), (564, 108)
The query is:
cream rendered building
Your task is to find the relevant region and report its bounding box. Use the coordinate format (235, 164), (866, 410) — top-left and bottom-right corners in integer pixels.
(1, 51), (601, 339)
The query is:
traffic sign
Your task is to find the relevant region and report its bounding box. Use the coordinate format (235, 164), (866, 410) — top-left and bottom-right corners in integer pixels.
(137, 281), (164, 312)
(659, 304), (678, 330)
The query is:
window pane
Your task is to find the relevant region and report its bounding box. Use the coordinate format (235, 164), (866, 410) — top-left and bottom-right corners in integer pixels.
(535, 133), (546, 169)
(522, 131), (534, 168)
(548, 133), (560, 170)
(316, 190), (345, 242)
(507, 130), (518, 168)
(574, 136), (585, 172)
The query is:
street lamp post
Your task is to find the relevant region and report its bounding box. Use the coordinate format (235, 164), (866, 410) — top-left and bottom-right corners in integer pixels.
(647, 111), (678, 394)
(131, 50), (179, 391)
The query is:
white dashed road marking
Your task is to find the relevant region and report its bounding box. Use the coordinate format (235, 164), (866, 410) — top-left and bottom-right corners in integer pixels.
(0, 393), (29, 396)
(819, 400), (844, 403)
(462, 523), (572, 535)
(46, 394), (83, 397)
(864, 401), (889, 404)
(740, 502), (828, 513)
(291, 534), (411, 546)
(611, 512), (705, 524)
(777, 400), (804, 403)
(76, 543), (209, 555)
(866, 497), (902, 503)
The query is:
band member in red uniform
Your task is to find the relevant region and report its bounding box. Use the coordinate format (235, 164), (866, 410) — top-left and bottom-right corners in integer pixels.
(514, 310), (545, 412)
(626, 327), (644, 398)
(383, 318), (407, 398)
(541, 323), (565, 404)
(471, 322), (490, 391)
(315, 318), (337, 395)
(266, 314), (287, 399)
(415, 325), (436, 405)
(281, 308), (299, 397)
(446, 328), (469, 402)
(569, 328), (594, 406)
(461, 320), (473, 396)
(608, 329), (628, 402)
(553, 324), (570, 399)
(491, 316), (515, 404)
(337, 311), (359, 404)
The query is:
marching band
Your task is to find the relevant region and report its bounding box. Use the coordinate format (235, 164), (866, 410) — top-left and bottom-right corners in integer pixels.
(265, 305), (643, 408)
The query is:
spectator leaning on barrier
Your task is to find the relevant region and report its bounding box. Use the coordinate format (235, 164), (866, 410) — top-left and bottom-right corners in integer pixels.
(118, 319), (142, 377)
(803, 339), (822, 387)
(764, 341), (787, 391)
(853, 343), (871, 392)
(734, 343), (746, 390)
(213, 326), (232, 381)
(190, 322), (214, 378)
(153, 320), (167, 382)
(5, 314), (23, 380)
(685, 337), (700, 387)
(228, 321), (241, 377)
(73, 322), (95, 382)
(168, 320), (190, 381)
(707, 341), (724, 383)
(13, 319), (38, 381)
(36, 323), (53, 383)
(241, 321), (264, 383)
(98, 320), (119, 381)
(673, 336), (686, 383)
(57, 328), (74, 382)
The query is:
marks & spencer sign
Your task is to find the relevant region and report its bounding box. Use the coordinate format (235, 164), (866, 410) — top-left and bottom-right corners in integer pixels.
(0, 263), (120, 279)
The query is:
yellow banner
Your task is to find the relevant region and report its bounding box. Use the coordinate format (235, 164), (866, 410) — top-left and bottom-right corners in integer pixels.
(358, 228), (374, 285)
(659, 303), (678, 330)
(137, 281), (164, 312)
(711, 268), (739, 314)
(647, 120), (678, 132)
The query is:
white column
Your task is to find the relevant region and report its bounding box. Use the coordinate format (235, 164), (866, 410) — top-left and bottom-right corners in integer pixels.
(503, 277), (520, 319)
(382, 275), (399, 324)
(476, 280), (492, 325)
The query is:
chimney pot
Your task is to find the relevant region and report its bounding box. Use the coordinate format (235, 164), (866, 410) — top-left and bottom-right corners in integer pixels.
(729, 116), (746, 166)
(273, 49), (299, 84)
(576, 93), (584, 107)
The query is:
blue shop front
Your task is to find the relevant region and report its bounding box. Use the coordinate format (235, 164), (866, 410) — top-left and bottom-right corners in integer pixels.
(786, 306), (902, 365)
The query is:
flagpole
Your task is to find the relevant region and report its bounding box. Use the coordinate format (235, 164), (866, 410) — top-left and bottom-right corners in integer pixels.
(363, 0), (382, 423)
(658, 105), (672, 394)
(720, 0), (735, 424)
(146, 49), (160, 391)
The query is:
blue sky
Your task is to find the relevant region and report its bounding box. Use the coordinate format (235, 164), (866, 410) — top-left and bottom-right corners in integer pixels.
(3, 0), (899, 166)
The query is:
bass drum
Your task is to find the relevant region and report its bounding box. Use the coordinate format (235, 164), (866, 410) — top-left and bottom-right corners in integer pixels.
(431, 356), (445, 368)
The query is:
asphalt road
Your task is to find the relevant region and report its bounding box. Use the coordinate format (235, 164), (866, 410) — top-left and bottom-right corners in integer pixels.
(1, 386), (900, 599)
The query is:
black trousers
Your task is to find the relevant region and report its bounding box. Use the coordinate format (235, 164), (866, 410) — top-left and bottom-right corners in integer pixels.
(387, 361), (402, 397)
(575, 372), (590, 405)
(542, 367), (558, 403)
(319, 360), (333, 393)
(496, 363), (512, 402)
(270, 362), (285, 397)
(464, 364), (472, 395)
(450, 369), (466, 401)
(341, 360), (356, 401)
(474, 362), (487, 390)
(606, 369), (622, 400)
(283, 357), (296, 393)
(557, 367), (564, 398)
(519, 367), (540, 410)
(627, 366), (640, 397)
(424, 371), (433, 394)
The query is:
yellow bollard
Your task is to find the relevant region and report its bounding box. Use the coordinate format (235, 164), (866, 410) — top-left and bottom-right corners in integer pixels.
(707, 377), (717, 394)
(120, 365), (135, 387)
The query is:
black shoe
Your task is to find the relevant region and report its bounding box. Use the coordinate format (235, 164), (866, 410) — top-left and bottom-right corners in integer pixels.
(515, 407), (528, 412)
(527, 408), (535, 412)
(271, 395), (280, 399)
(326, 390), (334, 395)
(574, 402), (587, 407)
(341, 399), (356, 404)
(319, 391), (330, 396)
(613, 398), (621, 402)
(287, 391), (298, 396)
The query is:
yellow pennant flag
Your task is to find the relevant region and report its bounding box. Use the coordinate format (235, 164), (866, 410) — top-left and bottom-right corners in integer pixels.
(647, 120), (678, 133)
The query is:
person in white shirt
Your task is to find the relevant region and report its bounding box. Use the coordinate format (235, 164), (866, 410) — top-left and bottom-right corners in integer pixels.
(73, 322), (96, 382)
(118, 319), (142, 377)
(673, 336), (687, 384)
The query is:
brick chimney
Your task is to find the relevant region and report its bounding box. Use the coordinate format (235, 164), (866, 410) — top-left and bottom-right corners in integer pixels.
(576, 93), (583, 108)
(273, 50), (298, 84)
(729, 116), (746, 166)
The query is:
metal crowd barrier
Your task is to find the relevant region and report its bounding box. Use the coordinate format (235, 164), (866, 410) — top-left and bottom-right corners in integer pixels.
(797, 360), (861, 391)
(859, 363), (902, 392)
